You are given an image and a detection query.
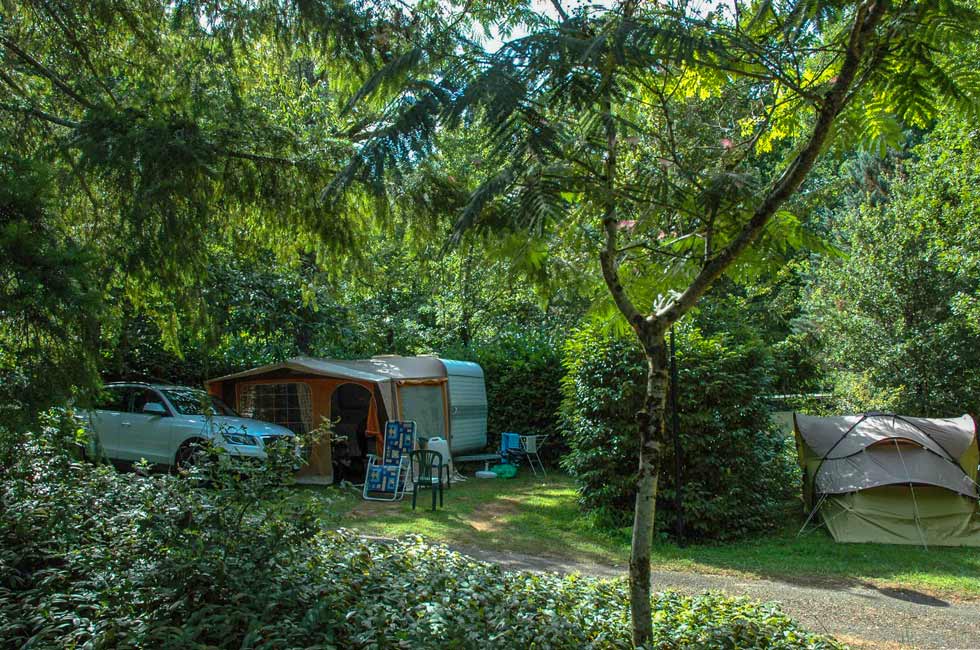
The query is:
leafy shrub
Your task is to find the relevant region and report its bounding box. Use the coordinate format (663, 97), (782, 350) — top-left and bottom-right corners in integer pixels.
(469, 332), (565, 459)
(559, 329), (645, 519)
(0, 412), (323, 648)
(0, 417), (841, 649)
(276, 538), (843, 650)
(560, 321), (799, 541)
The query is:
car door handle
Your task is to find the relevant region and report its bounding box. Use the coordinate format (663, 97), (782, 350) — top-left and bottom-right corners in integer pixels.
(121, 422), (132, 427)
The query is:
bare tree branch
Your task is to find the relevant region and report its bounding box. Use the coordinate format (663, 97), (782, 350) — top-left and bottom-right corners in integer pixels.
(550, 0), (570, 22)
(1, 36), (98, 110)
(0, 102), (79, 128)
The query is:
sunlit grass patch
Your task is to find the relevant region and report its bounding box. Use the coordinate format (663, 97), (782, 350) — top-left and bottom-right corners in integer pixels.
(298, 472), (980, 599)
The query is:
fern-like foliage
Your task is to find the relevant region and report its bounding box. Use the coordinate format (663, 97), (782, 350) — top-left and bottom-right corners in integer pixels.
(329, 0), (979, 309)
(836, 0), (980, 151)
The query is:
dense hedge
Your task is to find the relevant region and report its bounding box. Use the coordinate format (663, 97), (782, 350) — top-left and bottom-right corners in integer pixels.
(0, 417), (840, 649)
(468, 333), (565, 459)
(560, 321), (799, 541)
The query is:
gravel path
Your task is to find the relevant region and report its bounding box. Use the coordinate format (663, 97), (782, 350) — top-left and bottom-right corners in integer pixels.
(453, 545), (980, 650)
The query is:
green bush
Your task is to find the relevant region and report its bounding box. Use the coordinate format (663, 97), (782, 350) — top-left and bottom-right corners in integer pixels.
(560, 321), (799, 541)
(467, 332), (565, 459)
(0, 417), (840, 649)
(0, 412), (323, 648)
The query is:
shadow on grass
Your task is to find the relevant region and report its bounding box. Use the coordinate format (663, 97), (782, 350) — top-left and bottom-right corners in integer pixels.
(647, 517), (980, 600)
(295, 474), (980, 599)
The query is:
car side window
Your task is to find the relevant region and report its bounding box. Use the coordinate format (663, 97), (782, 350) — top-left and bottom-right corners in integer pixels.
(95, 386), (130, 412)
(132, 389), (167, 415)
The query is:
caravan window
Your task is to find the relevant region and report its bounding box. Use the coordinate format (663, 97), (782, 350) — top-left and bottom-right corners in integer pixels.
(239, 382), (313, 434)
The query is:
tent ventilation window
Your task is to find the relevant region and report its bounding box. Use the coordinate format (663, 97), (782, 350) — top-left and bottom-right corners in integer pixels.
(239, 382), (313, 435)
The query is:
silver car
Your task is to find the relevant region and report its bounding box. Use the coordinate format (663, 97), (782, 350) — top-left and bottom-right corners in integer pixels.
(87, 382), (296, 470)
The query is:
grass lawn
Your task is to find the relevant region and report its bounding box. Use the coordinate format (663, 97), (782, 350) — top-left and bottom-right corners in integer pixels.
(298, 472), (980, 600)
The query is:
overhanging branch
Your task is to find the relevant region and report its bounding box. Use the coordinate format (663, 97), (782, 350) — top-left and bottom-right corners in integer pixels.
(654, 0), (888, 332)
(1, 36), (98, 110)
(219, 148), (312, 168)
(0, 102), (79, 128)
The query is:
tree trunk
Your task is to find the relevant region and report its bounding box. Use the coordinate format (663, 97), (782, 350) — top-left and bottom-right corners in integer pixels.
(460, 242), (473, 347)
(629, 334), (668, 648)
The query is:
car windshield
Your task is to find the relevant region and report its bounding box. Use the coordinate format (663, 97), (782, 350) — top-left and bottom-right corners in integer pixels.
(161, 389), (238, 416)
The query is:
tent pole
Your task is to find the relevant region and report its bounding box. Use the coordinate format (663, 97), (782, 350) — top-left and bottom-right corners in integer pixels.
(797, 493), (827, 537)
(669, 324), (685, 546)
(894, 439), (929, 551)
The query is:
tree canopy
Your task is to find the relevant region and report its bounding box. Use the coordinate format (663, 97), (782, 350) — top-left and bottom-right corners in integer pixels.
(323, 1), (980, 644)
(4, 2), (980, 647)
(808, 116), (980, 415)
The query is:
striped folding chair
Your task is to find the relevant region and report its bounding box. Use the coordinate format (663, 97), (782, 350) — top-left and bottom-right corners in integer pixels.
(363, 420), (416, 501)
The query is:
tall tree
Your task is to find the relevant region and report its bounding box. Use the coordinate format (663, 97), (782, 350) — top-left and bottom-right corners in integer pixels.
(809, 117), (980, 415)
(0, 0), (423, 412)
(328, 0), (980, 645)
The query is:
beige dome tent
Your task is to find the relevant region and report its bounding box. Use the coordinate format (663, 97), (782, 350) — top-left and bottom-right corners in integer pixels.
(795, 413), (980, 547)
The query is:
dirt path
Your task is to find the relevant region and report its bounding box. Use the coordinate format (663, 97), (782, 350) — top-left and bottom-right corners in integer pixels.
(453, 545), (980, 650)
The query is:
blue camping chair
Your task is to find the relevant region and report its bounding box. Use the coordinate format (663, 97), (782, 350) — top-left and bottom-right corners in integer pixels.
(500, 432), (548, 476)
(363, 420), (416, 501)
(500, 432), (522, 464)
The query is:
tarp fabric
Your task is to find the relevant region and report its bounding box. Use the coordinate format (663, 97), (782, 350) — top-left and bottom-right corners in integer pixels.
(206, 356), (461, 486)
(820, 486), (980, 547)
(206, 355), (448, 419)
(795, 413), (976, 466)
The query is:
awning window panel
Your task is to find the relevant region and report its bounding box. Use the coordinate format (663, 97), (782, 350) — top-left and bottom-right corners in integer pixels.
(238, 382), (313, 434)
(398, 384), (446, 440)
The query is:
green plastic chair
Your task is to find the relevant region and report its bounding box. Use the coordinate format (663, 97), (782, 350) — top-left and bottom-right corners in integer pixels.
(410, 449), (449, 511)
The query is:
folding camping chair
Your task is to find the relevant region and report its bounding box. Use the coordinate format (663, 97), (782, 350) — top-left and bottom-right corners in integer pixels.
(499, 432), (522, 468)
(363, 420), (416, 501)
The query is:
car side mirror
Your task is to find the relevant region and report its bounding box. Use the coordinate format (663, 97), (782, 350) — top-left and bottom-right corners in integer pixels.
(142, 402), (167, 416)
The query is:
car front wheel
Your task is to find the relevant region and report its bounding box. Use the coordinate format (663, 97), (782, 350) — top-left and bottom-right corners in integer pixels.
(174, 439), (208, 473)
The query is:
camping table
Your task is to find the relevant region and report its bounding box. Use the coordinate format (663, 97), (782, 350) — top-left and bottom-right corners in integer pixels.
(453, 453), (501, 472)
